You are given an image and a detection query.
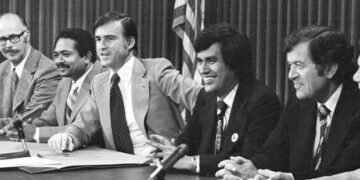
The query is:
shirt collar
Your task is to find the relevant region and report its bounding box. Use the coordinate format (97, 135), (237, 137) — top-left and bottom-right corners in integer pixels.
(317, 83), (343, 113)
(10, 47), (31, 78)
(72, 64), (94, 88)
(217, 83), (239, 109)
(109, 55), (134, 84)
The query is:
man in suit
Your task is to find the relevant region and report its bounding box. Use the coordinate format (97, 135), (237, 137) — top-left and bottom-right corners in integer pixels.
(216, 25), (360, 180)
(6, 28), (104, 143)
(0, 13), (60, 132)
(147, 23), (282, 176)
(47, 12), (202, 156)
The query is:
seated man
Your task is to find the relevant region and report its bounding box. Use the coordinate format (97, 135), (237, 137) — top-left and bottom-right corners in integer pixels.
(47, 12), (202, 156)
(216, 25), (360, 180)
(0, 13), (60, 132)
(6, 28), (104, 143)
(147, 23), (282, 176)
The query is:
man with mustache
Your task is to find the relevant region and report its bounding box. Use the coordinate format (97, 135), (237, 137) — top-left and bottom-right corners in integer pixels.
(215, 25), (360, 180)
(6, 28), (105, 143)
(0, 13), (60, 133)
(47, 12), (202, 156)
(147, 23), (282, 176)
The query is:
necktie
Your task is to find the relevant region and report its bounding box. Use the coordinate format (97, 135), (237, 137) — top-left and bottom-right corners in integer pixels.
(214, 100), (228, 155)
(314, 104), (330, 170)
(11, 68), (19, 96)
(66, 85), (79, 117)
(110, 73), (133, 154)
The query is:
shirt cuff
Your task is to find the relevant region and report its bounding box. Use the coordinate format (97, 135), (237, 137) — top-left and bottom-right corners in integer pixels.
(33, 127), (40, 143)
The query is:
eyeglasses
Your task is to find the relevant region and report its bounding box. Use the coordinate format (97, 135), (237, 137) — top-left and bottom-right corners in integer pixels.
(0, 30), (27, 46)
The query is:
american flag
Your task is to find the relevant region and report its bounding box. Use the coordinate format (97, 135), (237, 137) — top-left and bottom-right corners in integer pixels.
(173, 0), (204, 82)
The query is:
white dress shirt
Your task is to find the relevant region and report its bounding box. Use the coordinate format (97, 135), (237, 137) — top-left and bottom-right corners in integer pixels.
(109, 55), (155, 156)
(10, 47), (30, 79)
(217, 84), (239, 130)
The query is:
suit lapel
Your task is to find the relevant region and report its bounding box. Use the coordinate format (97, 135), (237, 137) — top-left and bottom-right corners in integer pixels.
(321, 81), (357, 169)
(131, 58), (148, 136)
(222, 85), (250, 154)
(197, 95), (217, 153)
(69, 61), (103, 122)
(58, 79), (72, 126)
(13, 47), (37, 111)
(0, 62), (13, 117)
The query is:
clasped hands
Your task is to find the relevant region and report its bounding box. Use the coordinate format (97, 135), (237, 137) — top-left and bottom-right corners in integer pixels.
(215, 156), (294, 180)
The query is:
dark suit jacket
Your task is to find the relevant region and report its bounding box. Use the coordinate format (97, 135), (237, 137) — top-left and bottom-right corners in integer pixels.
(0, 47), (60, 121)
(251, 79), (360, 179)
(32, 61), (104, 143)
(176, 80), (282, 176)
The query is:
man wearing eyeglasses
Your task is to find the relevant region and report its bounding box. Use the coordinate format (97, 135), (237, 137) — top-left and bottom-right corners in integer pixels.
(0, 13), (60, 134)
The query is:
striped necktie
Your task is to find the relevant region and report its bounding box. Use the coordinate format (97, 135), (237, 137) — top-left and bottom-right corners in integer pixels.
(66, 85), (79, 117)
(214, 100), (228, 155)
(314, 104), (330, 170)
(11, 68), (19, 96)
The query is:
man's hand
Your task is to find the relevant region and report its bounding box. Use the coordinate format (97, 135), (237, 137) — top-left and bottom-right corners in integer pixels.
(216, 156), (258, 179)
(0, 117), (14, 134)
(5, 121), (36, 142)
(256, 169), (294, 180)
(48, 133), (74, 153)
(146, 134), (194, 171)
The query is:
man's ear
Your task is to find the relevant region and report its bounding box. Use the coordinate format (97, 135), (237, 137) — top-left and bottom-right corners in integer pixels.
(84, 51), (92, 64)
(126, 36), (135, 50)
(326, 63), (338, 79)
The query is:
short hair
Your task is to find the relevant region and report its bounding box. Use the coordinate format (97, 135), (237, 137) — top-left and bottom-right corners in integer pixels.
(54, 28), (97, 63)
(194, 23), (253, 85)
(0, 13), (27, 27)
(285, 25), (354, 82)
(93, 12), (138, 55)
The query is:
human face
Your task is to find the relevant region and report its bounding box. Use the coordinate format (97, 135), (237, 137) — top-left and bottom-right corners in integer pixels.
(353, 55), (360, 89)
(0, 15), (30, 65)
(287, 41), (332, 102)
(197, 43), (238, 98)
(95, 20), (131, 71)
(53, 38), (89, 80)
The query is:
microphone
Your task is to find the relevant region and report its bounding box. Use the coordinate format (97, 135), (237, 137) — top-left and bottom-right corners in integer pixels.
(149, 144), (189, 179)
(13, 119), (29, 151)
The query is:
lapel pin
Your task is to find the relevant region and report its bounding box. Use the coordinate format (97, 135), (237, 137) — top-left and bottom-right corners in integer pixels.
(231, 133), (238, 142)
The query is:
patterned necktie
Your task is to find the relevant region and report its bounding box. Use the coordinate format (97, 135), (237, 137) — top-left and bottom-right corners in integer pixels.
(110, 73), (134, 154)
(214, 100), (228, 155)
(11, 68), (19, 96)
(314, 104), (330, 170)
(66, 85), (79, 117)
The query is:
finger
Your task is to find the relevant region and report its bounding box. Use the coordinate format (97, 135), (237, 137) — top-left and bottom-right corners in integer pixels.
(215, 168), (231, 178)
(61, 134), (69, 151)
(170, 138), (176, 145)
(149, 134), (171, 146)
(223, 174), (243, 180)
(6, 130), (18, 138)
(67, 137), (74, 151)
(224, 162), (239, 173)
(218, 159), (233, 168)
(146, 140), (168, 151)
(230, 156), (248, 164)
(9, 137), (19, 141)
(258, 169), (275, 178)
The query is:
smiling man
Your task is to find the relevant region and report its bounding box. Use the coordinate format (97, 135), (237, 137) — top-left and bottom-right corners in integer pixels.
(216, 25), (360, 180)
(147, 23), (282, 176)
(0, 13), (60, 133)
(47, 12), (202, 156)
(8, 28), (105, 143)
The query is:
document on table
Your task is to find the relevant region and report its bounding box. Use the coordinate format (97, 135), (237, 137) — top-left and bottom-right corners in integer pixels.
(0, 156), (60, 168)
(0, 141), (150, 173)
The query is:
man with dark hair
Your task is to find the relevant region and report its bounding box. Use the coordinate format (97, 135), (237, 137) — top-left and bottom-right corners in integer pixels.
(216, 25), (360, 180)
(0, 13), (60, 133)
(147, 23), (282, 176)
(6, 28), (105, 143)
(47, 12), (202, 156)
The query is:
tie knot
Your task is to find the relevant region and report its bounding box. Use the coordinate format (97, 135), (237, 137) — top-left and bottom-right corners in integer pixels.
(217, 100), (228, 117)
(318, 104), (330, 117)
(111, 73), (120, 85)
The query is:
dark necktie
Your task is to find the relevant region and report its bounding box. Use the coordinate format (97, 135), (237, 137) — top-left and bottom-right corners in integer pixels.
(314, 104), (330, 170)
(214, 100), (228, 155)
(110, 73), (134, 154)
(11, 68), (19, 96)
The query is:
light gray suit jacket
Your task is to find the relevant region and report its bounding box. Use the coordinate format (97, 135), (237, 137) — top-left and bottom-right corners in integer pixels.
(0, 47), (60, 121)
(32, 61), (104, 142)
(65, 57), (202, 150)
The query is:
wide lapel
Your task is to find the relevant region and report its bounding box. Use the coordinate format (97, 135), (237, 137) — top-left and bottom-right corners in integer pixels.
(290, 99), (317, 172)
(131, 57), (149, 136)
(69, 61), (103, 122)
(0, 62), (13, 117)
(58, 79), (72, 126)
(221, 84), (249, 154)
(13, 47), (37, 111)
(321, 81), (357, 169)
